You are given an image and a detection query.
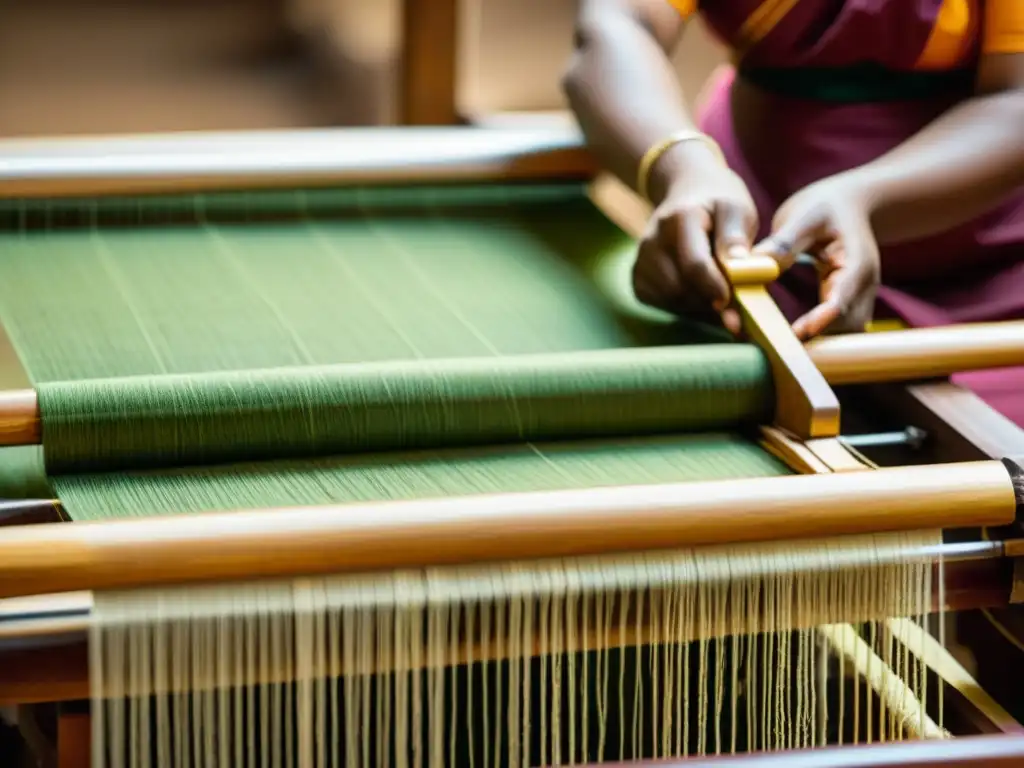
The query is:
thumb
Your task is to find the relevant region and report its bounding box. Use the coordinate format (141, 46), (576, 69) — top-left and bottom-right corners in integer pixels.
(713, 202), (756, 265)
(753, 208), (825, 271)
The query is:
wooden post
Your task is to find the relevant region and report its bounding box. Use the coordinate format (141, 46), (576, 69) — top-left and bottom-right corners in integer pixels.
(57, 710), (90, 768)
(400, 0), (461, 125)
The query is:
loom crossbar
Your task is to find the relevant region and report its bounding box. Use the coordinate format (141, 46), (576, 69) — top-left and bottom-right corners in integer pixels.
(0, 322), (1020, 449)
(808, 321), (1024, 386)
(0, 460), (1013, 599)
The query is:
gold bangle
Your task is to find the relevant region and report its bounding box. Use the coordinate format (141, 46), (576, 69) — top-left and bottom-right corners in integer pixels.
(636, 131), (725, 203)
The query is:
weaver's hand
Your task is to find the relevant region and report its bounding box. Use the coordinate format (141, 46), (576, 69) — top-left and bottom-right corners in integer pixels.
(754, 176), (881, 341)
(632, 164), (758, 335)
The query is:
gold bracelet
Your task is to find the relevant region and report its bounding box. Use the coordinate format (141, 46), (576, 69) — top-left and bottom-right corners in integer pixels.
(636, 131), (725, 203)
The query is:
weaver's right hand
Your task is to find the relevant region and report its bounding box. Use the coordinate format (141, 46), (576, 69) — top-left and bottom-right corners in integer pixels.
(632, 164), (758, 335)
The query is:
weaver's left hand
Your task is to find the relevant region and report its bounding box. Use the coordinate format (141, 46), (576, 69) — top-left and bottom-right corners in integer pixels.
(753, 176), (881, 341)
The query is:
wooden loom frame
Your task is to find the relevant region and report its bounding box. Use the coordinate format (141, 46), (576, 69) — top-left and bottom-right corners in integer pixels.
(0, 127), (1022, 766)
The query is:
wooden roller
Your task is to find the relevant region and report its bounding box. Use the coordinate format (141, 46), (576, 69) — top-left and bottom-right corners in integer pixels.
(0, 127), (596, 200)
(808, 321), (1024, 385)
(0, 322), (1019, 449)
(0, 460), (1015, 599)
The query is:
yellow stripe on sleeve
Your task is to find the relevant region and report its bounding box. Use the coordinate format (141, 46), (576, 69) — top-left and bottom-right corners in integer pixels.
(983, 0), (1024, 54)
(916, 0), (973, 70)
(666, 0), (698, 17)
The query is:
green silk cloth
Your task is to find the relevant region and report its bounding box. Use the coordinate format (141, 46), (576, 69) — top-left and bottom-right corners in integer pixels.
(0, 183), (787, 520)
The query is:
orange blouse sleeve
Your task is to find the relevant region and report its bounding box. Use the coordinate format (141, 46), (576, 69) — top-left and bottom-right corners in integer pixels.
(983, 0), (1024, 54)
(666, 0), (698, 18)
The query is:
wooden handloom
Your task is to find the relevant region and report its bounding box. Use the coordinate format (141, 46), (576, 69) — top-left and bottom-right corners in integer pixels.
(0, 127), (1022, 767)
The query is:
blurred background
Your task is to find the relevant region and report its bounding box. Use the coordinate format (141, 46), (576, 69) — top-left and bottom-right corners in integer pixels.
(0, 0), (725, 137)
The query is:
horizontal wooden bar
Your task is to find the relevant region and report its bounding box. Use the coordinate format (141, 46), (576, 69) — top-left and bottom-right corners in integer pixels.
(597, 734), (1024, 766)
(0, 126), (595, 199)
(0, 460), (1014, 599)
(808, 322), (1024, 386)
(0, 321), (1020, 450)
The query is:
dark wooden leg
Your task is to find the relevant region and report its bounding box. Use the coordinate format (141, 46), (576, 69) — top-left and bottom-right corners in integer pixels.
(7, 703), (57, 768)
(859, 380), (1024, 464)
(57, 707), (89, 768)
(400, 0), (460, 125)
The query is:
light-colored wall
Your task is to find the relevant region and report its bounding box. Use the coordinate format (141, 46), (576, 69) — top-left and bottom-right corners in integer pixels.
(314, 0), (726, 120)
(0, 0), (725, 137)
(460, 0), (725, 115)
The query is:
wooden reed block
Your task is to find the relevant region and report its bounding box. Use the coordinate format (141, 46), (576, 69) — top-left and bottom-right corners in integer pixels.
(734, 285), (840, 439)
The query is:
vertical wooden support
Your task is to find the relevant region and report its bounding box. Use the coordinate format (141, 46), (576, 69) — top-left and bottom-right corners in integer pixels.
(58, 710), (90, 768)
(400, 0), (461, 125)
(724, 258), (841, 440)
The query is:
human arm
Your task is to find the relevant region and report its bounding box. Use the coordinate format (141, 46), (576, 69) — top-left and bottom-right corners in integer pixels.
(563, 0), (757, 329)
(757, 16), (1024, 340)
(848, 54), (1024, 244)
(563, 0), (702, 204)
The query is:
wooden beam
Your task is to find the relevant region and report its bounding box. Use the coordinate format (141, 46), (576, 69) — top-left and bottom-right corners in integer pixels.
(863, 381), (1024, 466)
(400, 0), (460, 125)
(0, 461), (1014, 600)
(808, 322), (1024, 386)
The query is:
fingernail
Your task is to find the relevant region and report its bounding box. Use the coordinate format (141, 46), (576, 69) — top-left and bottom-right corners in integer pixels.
(727, 245), (749, 260)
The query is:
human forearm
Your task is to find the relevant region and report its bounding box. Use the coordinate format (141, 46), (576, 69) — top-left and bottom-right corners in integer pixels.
(562, 1), (719, 205)
(848, 88), (1024, 244)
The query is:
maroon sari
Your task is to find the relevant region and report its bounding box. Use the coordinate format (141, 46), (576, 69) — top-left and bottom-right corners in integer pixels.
(691, 0), (1024, 426)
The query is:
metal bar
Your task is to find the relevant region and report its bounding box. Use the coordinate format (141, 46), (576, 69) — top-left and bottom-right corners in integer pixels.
(582, 734), (1024, 766)
(842, 426), (929, 451)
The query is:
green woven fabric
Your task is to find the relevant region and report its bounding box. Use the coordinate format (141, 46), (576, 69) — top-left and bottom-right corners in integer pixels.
(0, 183), (785, 519)
(0, 447), (52, 499)
(0, 184), (707, 381)
(38, 346), (771, 473)
(53, 432), (786, 521)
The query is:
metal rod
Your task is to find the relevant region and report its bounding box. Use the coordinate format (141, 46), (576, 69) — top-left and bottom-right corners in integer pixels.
(607, 733), (1024, 767)
(925, 540), (1004, 561)
(842, 426), (928, 451)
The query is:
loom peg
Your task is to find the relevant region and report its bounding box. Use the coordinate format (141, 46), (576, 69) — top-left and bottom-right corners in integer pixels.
(720, 255), (780, 286)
